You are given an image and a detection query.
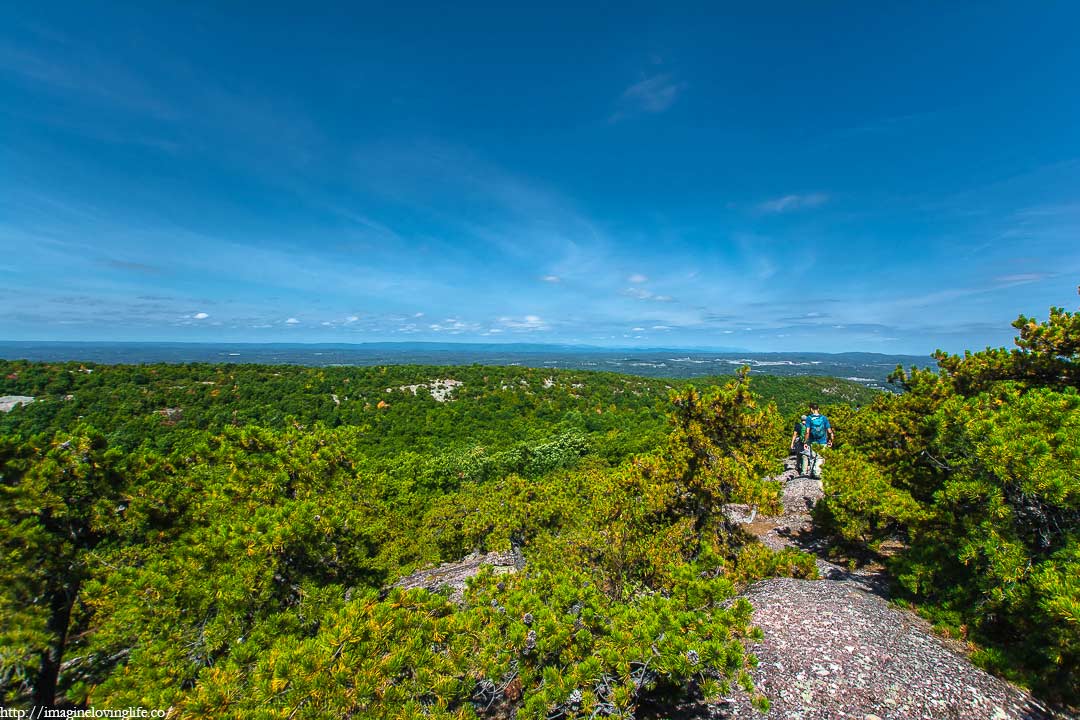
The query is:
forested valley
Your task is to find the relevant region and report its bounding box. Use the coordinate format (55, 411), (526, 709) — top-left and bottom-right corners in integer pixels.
(0, 294), (1076, 717)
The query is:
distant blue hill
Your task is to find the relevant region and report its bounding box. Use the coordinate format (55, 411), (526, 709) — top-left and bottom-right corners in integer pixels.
(0, 340), (749, 353)
(0, 341), (932, 389)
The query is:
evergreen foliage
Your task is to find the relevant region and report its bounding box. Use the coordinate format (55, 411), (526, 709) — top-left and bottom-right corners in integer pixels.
(0, 362), (878, 455)
(0, 364), (825, 715)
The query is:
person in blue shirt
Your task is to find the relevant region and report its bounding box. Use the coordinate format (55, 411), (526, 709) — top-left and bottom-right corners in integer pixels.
(801, 403), (833, 478)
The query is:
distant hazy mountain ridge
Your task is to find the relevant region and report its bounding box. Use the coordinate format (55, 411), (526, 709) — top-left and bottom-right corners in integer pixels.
(0, 342), (927, 390)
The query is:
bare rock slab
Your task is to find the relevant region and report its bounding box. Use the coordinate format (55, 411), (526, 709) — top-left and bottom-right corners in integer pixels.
(719, 578), (1059, 720)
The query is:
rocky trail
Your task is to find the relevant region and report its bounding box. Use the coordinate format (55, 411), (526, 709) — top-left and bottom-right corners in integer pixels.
(696, 456), (1069, 720)
(724, 455), (891, 594)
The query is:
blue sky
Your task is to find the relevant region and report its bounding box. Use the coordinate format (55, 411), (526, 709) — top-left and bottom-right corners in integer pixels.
(2, 2), (1078, 354)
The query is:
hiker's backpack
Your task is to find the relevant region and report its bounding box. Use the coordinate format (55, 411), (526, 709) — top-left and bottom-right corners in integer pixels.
(806, 414), (828, 443)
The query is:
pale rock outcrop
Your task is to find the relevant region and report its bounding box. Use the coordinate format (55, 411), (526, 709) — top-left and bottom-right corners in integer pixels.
(392, 549), (523, 602)
(0, 395), (34, 412)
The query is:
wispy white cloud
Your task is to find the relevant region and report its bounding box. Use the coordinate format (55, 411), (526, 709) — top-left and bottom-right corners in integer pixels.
(542, 275), (561, 283)
(612, 73), (687, 121)
(498, 315), (549, 331)
(285, 317), (300, 325)
(347, 139), (611, 287)
(622, 287), (675, 302)
(993, 272), (1055, 286)
(429, 318), (481, 334)
(0, 41), (177, 120)
(192, 312), (209, 320)
(755, 257), (777, 280)
(106, 258), (162, 275)
(756, 193), (829, 214)
(1013, 202), (1080, 218)
(0, 23), (330, 188)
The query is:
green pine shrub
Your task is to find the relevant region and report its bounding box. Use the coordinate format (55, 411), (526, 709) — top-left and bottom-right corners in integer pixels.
(813, 448), (928, 549)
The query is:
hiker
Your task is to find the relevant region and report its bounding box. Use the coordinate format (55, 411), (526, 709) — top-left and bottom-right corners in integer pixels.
(790, 415), (807, 458)
(801, 403), (833, 478)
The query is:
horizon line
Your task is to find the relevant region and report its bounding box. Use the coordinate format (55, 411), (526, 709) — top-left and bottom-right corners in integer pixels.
(0, 339), (933, 358)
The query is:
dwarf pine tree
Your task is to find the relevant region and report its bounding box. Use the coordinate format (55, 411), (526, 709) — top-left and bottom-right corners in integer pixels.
(666, 369), (786, 524)
(0, 429), (132, 707)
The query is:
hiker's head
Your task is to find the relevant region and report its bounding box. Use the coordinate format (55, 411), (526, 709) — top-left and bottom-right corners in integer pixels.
(808, 403), (820, 413)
